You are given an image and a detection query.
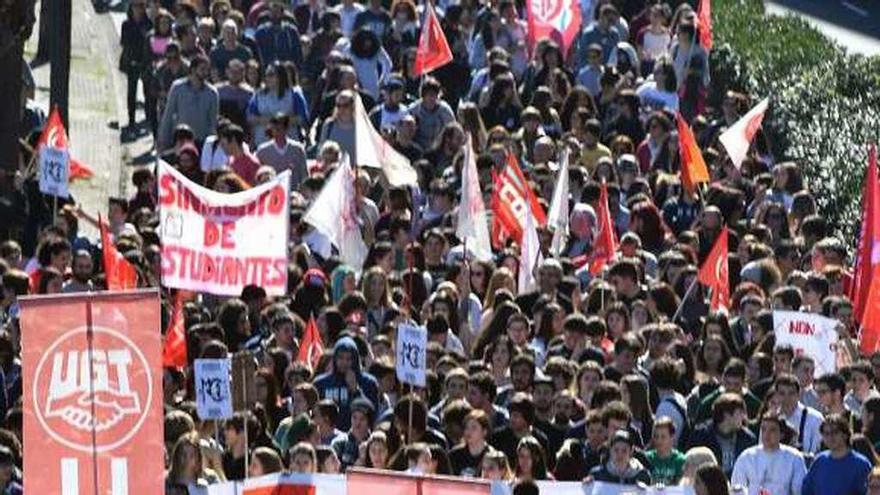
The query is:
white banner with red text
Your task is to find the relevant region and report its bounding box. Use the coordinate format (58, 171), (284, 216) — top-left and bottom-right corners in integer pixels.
(158, 162), (290, 296)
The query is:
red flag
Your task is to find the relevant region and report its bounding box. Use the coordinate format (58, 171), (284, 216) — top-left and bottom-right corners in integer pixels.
(676, 113), (710, 196)
(162, 291), (188, 368)
(854, 144), (880, 353)
(697, 0), (713, 50)
(589, 181), (617, 275)
(36, 107), (94, 182)
(412, 1), (453, 76)
(698, 226), (730, 310)
(298, 316), (324, 370)
(20, 291), (164, 495)
(490, 153), (546, 247)
(526, 0), (581, 57)
(99, 214), (138, 291)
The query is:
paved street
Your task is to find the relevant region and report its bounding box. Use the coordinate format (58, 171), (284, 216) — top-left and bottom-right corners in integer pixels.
(23, 0), (153, 239)
(766, 0), (880, 56)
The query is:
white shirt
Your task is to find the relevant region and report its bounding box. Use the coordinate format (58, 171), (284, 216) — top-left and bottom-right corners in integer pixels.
(783, 403), (824, 454)
(731, 444), (806, 495)
(655, 390), (687, 446)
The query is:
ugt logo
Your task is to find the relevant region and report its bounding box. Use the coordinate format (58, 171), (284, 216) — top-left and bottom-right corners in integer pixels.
(32, 326), (154, 453)
(529, 0), (564, 24)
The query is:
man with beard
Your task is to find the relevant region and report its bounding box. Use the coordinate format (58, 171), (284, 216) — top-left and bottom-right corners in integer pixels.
(62, 250), (94, 293)
(158, 54), (218, 150)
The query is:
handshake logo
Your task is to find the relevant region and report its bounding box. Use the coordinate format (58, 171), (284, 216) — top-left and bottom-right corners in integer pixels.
(34, 327), (154, 453)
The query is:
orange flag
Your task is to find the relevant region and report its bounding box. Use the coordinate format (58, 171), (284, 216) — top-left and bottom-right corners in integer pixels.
(698, 226), (729, 310)
(36, 107), (94, 181)
(676, 113), (710, 197)
(412, 0), (453, 76)
(589, 181), (618, 275)
(99, 214), (138, 290)
(697, 0), (713, 50)
(162, 291), (188, 368)
(298, 316), (325, 371)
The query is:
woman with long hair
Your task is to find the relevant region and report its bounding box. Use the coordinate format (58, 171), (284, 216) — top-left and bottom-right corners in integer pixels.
(362, 431), (390, 468)
(484, 335), (517, 389)
(693, 464), (729, 495)
(695, 335), (731, 384)
(862, 396), (880, 450)
(144, 8), (174, 136)
(514, 436), (549, 481)
(254, 369), (285, 433)
(480, 74), (522, 131)
(621, 374), (654, 442)
(425, 122), (466, 173)
(629, 200), (671, 254)
(457, 102), (489, 154)
(317, 90), (357, 161)
(361, 267), (395, 337)
(217, 298), (252, 352)
(247, 61), (307, 146)
(480, 449), (513, 481)
(166, 432), (206, 490)
(386, 0), (419, 63)
(472, 301), (521, 358)
(576, 361), (605, 409)
(482, 267), (516, 323)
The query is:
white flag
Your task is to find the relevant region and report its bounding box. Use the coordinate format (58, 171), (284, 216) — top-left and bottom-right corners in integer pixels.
(719, 97), (769, 170)
(456, 134), (493, 262)
(548, 148), (570, 256)
(304, 159), (368, 271)
(519, 206), (542, 294)
(354, 94), (418, 187)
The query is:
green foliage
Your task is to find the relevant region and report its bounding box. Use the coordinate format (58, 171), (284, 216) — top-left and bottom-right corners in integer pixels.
(711, 0), (880, 244)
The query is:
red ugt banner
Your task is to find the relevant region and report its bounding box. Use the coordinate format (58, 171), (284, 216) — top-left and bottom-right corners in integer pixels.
(21, 290), (164, 495)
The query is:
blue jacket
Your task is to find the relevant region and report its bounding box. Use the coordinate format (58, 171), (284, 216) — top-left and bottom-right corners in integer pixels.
(313, 337), (379, 430)
(254, 21), (304, 69)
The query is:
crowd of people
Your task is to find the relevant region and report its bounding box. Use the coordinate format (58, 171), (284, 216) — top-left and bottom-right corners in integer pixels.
(3, 0), (880, 494)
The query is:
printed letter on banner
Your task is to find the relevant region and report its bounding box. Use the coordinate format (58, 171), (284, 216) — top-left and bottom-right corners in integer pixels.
(773, 310), (839, 377)
(195, 358), (234, 420)
(158, 162), (290, 296)
(21, 290), (163, 495)
(396, 324), (427, 387)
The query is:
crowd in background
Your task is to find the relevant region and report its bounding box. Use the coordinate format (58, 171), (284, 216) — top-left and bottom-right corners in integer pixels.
(3, 0), (880, 494)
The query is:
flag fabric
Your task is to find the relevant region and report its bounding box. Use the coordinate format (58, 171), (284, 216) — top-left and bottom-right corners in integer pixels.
(20, 290), (163, 495)
(676, 113), (710, 196)
(162, 291), (188, 368)
(854, 144), (880, 353)
(491, 153), (546, 247)
(304, 158), (369, 271)
(526, 0), (581, 57)
(354, 95), (418, 187)
(99, 214), (138, 290)
(698, 226), (730, 310)
(518, 205), (542, 294)
(456, 135), (493, 261)
(298, 316), (325, 371)
(412, 0), (453, 76)
(719, 98), (769, 170)
(36, 107), (94, 181)
(697, 0), (712, 50)
(589, 181), (617, 275)
(547, 149), (570, 256)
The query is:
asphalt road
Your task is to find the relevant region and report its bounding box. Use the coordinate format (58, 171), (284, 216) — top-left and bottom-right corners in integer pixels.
(765, 0), (880, 56)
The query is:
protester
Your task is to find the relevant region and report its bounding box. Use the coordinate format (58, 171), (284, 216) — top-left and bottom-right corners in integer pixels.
(7, 0), (879, 493)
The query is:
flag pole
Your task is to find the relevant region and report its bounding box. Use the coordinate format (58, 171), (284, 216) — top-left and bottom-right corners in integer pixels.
(85, 300), (100, 495)
(407, 386), (414, 444)
(672, 276), (700, 323)
(242, 364), (249, 479)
